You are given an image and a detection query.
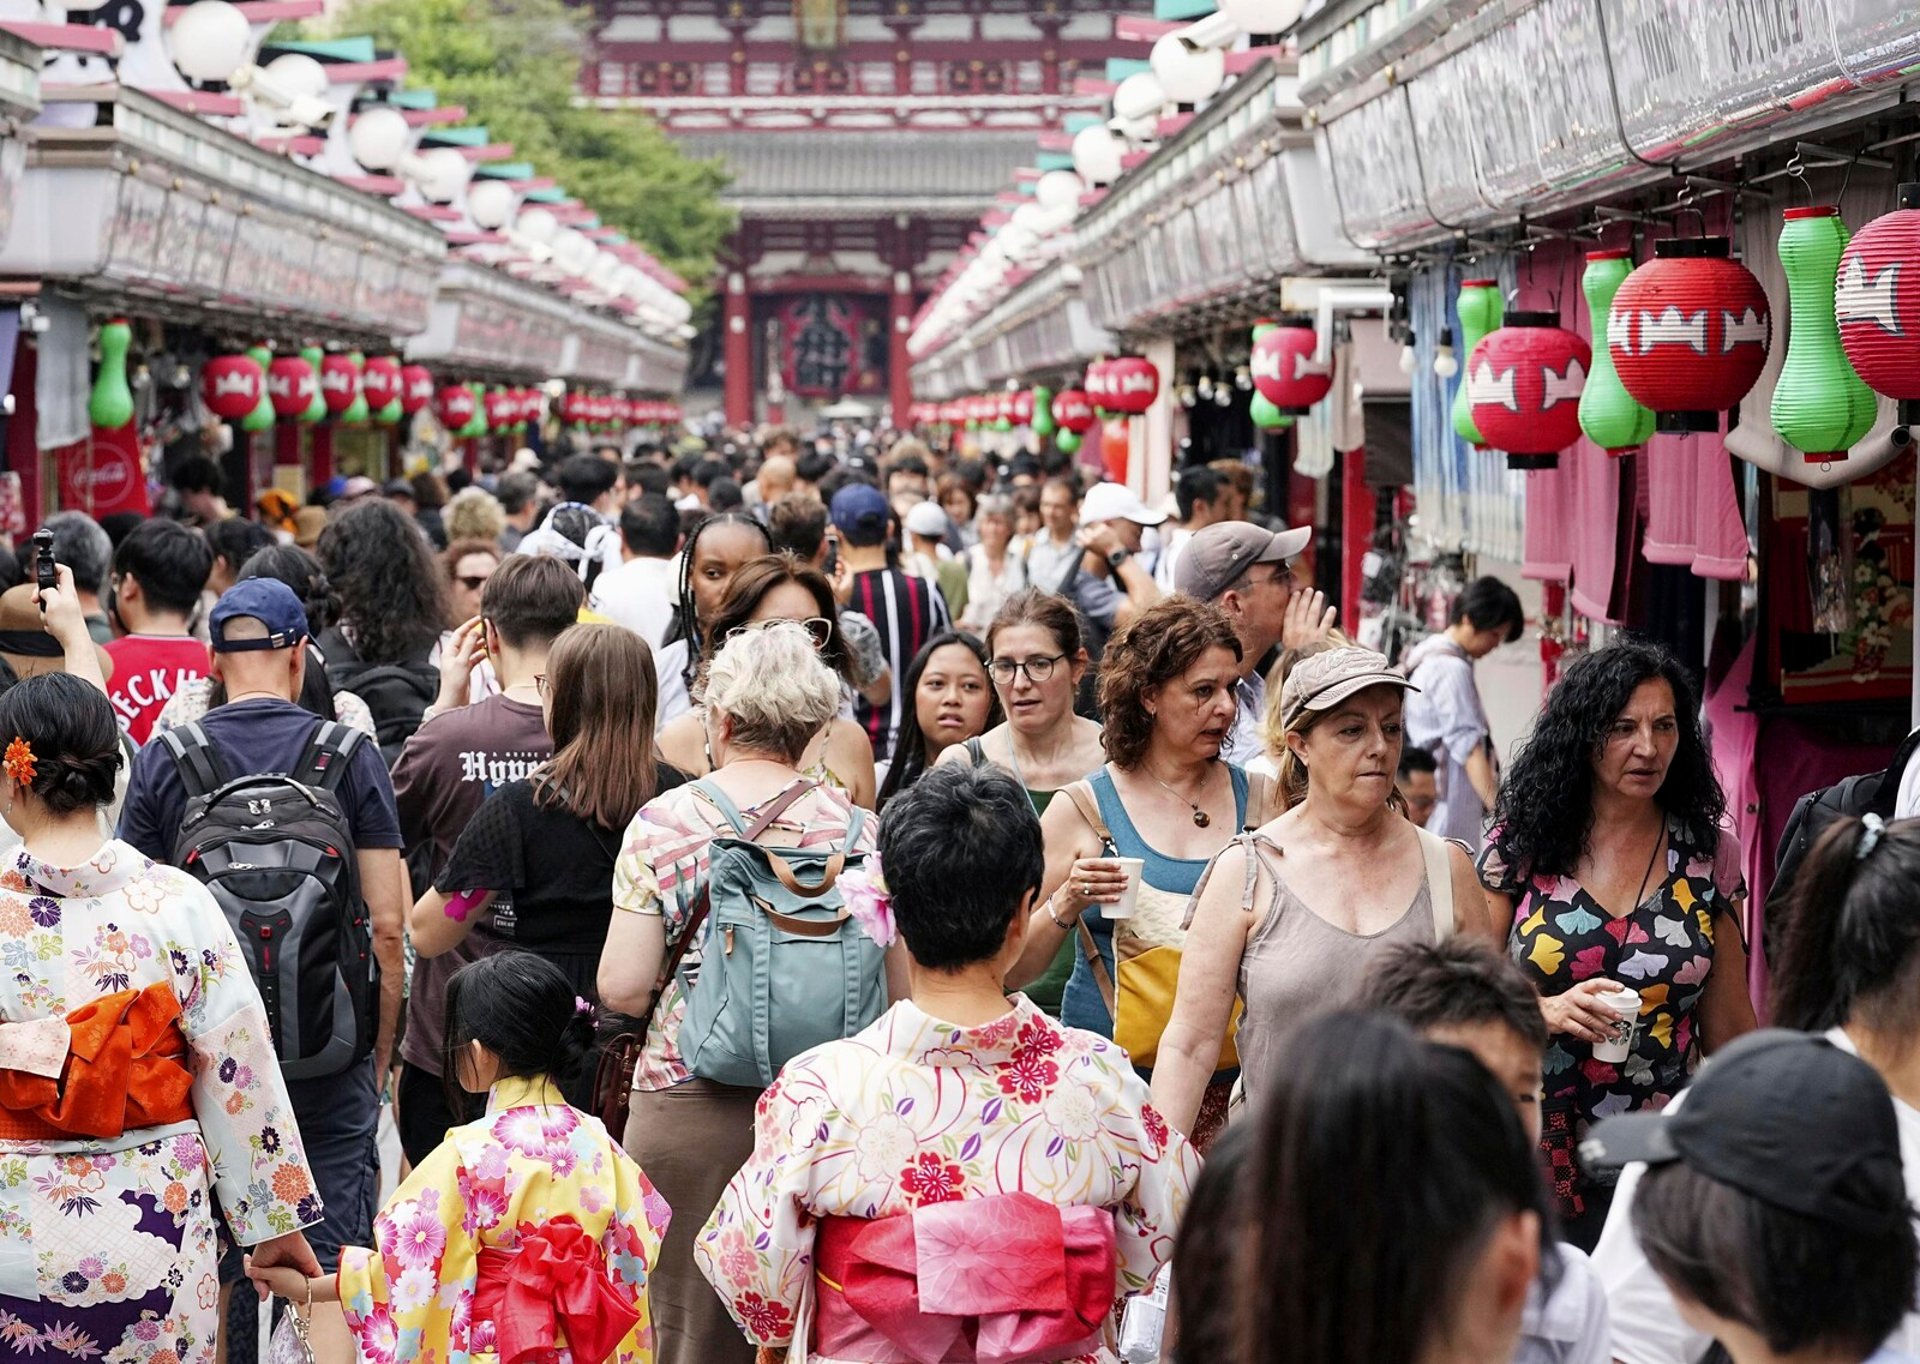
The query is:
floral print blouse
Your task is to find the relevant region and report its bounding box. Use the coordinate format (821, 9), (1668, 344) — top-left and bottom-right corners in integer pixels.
(338, 1074), (670, 1364)
(1479, 817), (1746, 1157)
(0, 839), (317, 1363)
(696, 995), (1199, 1363)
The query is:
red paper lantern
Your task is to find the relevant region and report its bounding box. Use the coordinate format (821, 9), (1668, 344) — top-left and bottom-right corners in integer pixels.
(361, 356), (403, 411)
(399, 365), (434, 415)
(1250, 321), (1334, 413)
(1084, 359), (1115, 411)
(1011, 390), (1035, 424)
(1609, 237), (1771, 432)
(1467, 312), (1592, 471)
(264, 356), (315, 420)
(437, 385), (477, 430)
(319, 353), (360, 416)
(522, 389), (545, 424)
(1104, 357), (1160, 415)
(1052, 389), (1095, 433)
(1838, 181), (1920, 424)
(484, 389), (514, 431)
(615, 396), (635, 425)
(201, 354), (265, 421)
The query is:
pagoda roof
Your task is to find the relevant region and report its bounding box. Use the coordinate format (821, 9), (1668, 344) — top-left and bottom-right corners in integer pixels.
(672, 130), (1031, 219)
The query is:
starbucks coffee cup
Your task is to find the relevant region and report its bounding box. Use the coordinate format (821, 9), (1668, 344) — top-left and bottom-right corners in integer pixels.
(1591, 987), (1643, 1063)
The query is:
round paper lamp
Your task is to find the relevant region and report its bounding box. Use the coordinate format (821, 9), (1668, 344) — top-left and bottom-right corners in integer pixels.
(363, 356), (404, 425)
(1105, 356), (1160, 414)
(1451, 279), (1504, 446)
(1052, 389), (1094, 433)
(319, 353), (359, 417)
(1578, 250), (1655, 456)
(201, 353), (265, 422)
(267, 355), (316, 420)
(1084, 359), (1114, 412)
(399, 364), (433, 415)
(1773, 207), (1876, 461)
(1468, 312), (1591, 471)
(348, 106), (409, 172)
(168, 0), (250, 84)
(437, 385), (476, 431)
(1071, 126), (1124, 186)
(1251, 318), (1333, 413)
(1838, 181), (1920, 425)
(1610, 237), (1771, 432)
(1151, 33), (1225, 105)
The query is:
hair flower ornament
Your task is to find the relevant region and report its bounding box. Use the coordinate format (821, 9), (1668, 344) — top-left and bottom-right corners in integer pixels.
(839, 857), (895, 948)
(4, 737), (35, 785)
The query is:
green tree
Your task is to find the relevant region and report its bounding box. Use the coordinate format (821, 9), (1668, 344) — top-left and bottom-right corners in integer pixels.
(324, 0), (733, 297)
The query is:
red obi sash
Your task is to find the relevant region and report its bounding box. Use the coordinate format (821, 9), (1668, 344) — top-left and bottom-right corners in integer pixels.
(0, 982), (192, 1141)
(814, 1192), (1116, 1364)
(473, 1215), (641, 1364)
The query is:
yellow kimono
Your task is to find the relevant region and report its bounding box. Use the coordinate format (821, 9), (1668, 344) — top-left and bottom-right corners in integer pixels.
(337, 1075), (669, 1364)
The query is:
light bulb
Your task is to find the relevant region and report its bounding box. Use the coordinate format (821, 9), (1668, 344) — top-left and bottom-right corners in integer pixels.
(1433, 346), (1458, 379)
(1215, 384), (1232, 406)
(1399, 344), (1418, 375)
(1235, 366), (1253, 391)
(1196, 374), (1214, 399)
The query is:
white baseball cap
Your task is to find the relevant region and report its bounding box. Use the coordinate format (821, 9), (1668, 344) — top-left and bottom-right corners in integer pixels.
(1078, 481), (1169, 529)
(903, 501), (950, 538)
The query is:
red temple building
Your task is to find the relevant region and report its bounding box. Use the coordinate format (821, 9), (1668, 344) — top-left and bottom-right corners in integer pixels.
(579, 0), (1133, 427)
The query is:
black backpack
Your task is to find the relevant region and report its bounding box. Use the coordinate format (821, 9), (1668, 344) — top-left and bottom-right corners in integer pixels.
(160, 719), (378, 1081)
(317, 625), (439, 766)
(1765, 727), (1920, 964)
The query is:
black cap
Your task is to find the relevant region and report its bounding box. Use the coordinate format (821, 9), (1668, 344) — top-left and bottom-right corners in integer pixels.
(1581, 1030), (1905, 1231)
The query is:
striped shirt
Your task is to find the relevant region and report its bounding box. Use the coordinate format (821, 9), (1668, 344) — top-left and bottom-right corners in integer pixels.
(611, 778), (879, 1091)
(849, 565), (951, 762)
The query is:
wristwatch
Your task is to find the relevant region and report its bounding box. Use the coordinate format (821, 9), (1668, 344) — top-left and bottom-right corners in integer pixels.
(1106, 547), (1132, 572)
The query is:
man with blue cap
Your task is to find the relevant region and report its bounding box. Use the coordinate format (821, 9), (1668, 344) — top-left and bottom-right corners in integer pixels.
(833, 482), (950, 762)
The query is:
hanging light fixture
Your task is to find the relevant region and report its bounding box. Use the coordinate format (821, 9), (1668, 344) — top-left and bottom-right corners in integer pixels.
(1250, 317), (1333, 413)
(1578, 249), (1656, 456)
(1837, 181), (1920, 426)
(1773, 206), (1876, 462)
(1610, 237), (1771, 432)
(1468, 313), (1591, 471)
(1432, 327), (1458, 378)
(1452, 280), (1503, 446)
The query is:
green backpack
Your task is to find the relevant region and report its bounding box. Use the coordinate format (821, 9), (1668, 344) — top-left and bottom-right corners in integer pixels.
(676, 778), (884, 1087)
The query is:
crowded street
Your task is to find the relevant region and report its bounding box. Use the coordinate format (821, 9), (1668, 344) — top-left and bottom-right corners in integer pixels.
(0, 2), (1918, 1363)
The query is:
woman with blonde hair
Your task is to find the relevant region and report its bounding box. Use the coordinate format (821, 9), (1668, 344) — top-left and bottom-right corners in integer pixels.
(444, 484), (507, 546)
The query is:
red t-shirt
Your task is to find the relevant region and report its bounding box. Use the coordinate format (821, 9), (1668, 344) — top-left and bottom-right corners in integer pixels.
(104, 634), (211, 744)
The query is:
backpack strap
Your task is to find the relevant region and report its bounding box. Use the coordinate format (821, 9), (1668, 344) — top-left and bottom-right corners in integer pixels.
(294, 720), (367, 795)
(1416, 826), (1457, 942)
(1074, 919), (1117, 1020)
(691, 776), (819, 839)
(1061, 777), (1115, 854)
(158, 722), (227, 801)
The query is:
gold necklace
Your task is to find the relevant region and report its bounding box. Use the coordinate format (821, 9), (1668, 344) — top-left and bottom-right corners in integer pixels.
(1145, 761), (1214, 828)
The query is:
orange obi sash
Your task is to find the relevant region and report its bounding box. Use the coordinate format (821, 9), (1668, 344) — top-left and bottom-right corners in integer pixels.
(473, 1215), (641, 1364)
(813, 1192), (1116, 1364)
(0, 982), (193, 1141)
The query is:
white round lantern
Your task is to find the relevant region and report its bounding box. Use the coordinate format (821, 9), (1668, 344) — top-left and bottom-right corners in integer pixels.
(168, 0), (251, 84)
(514, 206), (559, 246)
(553, 229), (597, 277)
(262, 52), (329, 99)
(415, 147), (471, 204)
(1150, 33), (1226, 104)
(1112, 71), (1169, 123)
(348, 105), (409, 170)
(466, 179), (517, 230)
(1035, 170), (1084, 213)
(587, 251), (624, 292)
(1218, 0), (1306, 34)
(1071, 125), (1124, 185)
(1009, 201), (1050, 236)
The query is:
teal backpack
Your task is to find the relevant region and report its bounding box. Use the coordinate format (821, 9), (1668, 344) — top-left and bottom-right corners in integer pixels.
(675, 778), (885, 1087)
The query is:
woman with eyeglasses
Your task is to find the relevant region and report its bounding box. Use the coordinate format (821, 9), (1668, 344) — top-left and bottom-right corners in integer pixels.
(655, 552), (878, 809)
(874, 629), (1000, 810)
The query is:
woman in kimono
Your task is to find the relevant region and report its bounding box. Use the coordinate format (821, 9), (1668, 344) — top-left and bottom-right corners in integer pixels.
(697, 762), (1199, 1362)
(249, 951), (670, 1364)
(0, 668), (322, 1363)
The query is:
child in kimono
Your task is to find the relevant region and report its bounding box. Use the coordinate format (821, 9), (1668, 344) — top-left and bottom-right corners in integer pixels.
(697, 763), (1200, 1363)
(248, 951), (670, 1364)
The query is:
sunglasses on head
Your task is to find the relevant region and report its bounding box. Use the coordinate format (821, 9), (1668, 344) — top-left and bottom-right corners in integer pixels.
(724, 616), (835, 651)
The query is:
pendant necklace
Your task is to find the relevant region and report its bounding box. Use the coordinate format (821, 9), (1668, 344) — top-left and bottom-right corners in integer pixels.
(1148, 763), (1212, 827)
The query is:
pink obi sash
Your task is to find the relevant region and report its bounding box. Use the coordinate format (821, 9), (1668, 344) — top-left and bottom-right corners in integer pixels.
(813, 1192), (1116, 1364)
(473, 1215), (640, 1364)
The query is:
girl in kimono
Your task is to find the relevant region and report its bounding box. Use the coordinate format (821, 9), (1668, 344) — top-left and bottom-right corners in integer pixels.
(0, 668), (324, 1364)
(697, 762), (1200, 1363)
(248, 951), (670, 1364)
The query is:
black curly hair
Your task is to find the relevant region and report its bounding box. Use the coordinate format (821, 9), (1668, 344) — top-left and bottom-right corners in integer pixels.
(1486, 637), (1724, 882)
(315, 500), (448, 664)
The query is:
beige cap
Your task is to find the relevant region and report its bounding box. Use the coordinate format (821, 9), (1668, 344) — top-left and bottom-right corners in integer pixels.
(1278, 645), (1416, 730)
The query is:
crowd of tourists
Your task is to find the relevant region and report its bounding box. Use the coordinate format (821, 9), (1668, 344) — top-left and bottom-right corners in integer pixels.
(0, 427), (1910, 1364)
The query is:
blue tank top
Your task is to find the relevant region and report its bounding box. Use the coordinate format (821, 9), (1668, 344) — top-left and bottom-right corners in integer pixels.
(1057, 763), (1250, 1045)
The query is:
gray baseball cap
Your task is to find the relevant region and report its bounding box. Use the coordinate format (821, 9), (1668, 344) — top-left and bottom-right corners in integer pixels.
(1175, 521), (1312, 602)
(1278, 645), (1416, 729)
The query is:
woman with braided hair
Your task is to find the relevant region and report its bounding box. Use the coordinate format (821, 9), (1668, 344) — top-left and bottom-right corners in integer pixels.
(651, 511), (770, 732)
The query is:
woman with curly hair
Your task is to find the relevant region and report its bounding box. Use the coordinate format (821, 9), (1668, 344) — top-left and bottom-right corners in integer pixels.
(1478, 637), (1755, 1250)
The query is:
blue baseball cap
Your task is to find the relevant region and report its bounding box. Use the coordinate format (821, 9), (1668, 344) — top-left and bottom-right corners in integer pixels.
(830, 483), (891, 545)
(209, 579), (308, 653)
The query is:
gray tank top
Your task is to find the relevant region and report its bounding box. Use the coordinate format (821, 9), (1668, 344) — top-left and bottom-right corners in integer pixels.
(1234, 858), (1438, 1103)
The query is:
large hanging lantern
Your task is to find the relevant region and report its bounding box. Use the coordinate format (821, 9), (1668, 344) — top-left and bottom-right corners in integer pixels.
(341, 353), (370, 425)
(1250, 317), (1334, 413)
(89, 319), (135, 430)
(297, 346), (327, 424)
(1610, 237), (1771, 432)
(267, 355), (317, 420)
(399, 364), (434, 415)
(1838, 181), (1920, 425)
(485, 388), (514, 432)
(1030, 385), (1055, 438)
(1774, 207), (1876, 462)
(1011, 389), (1035, 425)
(1105, 356), (1160, 415)
(1084, 359), (1115, 412)
(1056, 429), (1082, 455)
(1250, 392), (1295, 430)
(319, 353), (360, 417)
(362, 356), (404, 424)
(240, 344), (275, 433)
(1451, 279), (1504, 446)
(1052, 389), (1095, 433)
(437, 384), (477, 431)
(1468, 313), (1591, 471)
(201, 353), (265, 422)
(1071, 126), (1124, 186)
(1579, 250), (1656, 456)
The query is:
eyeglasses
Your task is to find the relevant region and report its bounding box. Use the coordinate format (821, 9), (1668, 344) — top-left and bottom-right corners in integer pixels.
(455, 574), (492, 592)
(989, 653), (1068, 685)
(534, 674), (549, 698)
(725, 616), (835, 651)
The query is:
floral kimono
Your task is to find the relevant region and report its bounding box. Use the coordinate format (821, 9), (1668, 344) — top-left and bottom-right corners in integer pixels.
(697, 996), (1199, 1364)
(0, 840), (317, 1363)
(338, 1075), (671, 1364)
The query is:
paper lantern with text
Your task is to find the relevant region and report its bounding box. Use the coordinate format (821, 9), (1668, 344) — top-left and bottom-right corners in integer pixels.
(399, 365), (434, 415)
(1837, 181), (1920, 425)
(437, 384), (477, 432)
(1468, 312), (1591, 471)
(1052, 389), (1095, 433)
(1011, 390), (1035, 425)
(201, 354), (265, 421)
(1774, 207), (1876, 461)
(1250, 319), (1333, 413)
(362, 356), (404, 425)
(1105, 356), (1160, 415)
(319, 353), (359, 417)
(558, 392), (584, 424)
(1452, 280), (1504, 446)
(1610, 237), (1771, 432)
(1084, 359), (1115, 412)
(267, 355), (318, 420)
(1579, 250), (1656, 455)
(523, 389), (546, 425)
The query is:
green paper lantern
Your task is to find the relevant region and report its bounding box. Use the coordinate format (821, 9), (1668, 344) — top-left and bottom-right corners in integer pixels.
(1250, 392), (1291, 430)
(1056, 429), (1081, 455)
(376, 398), (403, 425)
(241, 343), (276, 433)
(1578, 251), (1656, 455)
(1031, 386), (1056, 438)
(89, 318), (135, 429)
(993, 417), (1011, 432)
(342, 353), (370, 425)
(298, 346), (327, 424)
(1773, 206), (1878, 460)
(461, 384), (488, 439)
(1452, 279), (1504, 446)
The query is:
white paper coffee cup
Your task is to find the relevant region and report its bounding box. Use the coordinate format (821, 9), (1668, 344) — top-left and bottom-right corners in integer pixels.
(1104, 858), (1146, 919)
(1590, 987), (1642, 1063)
